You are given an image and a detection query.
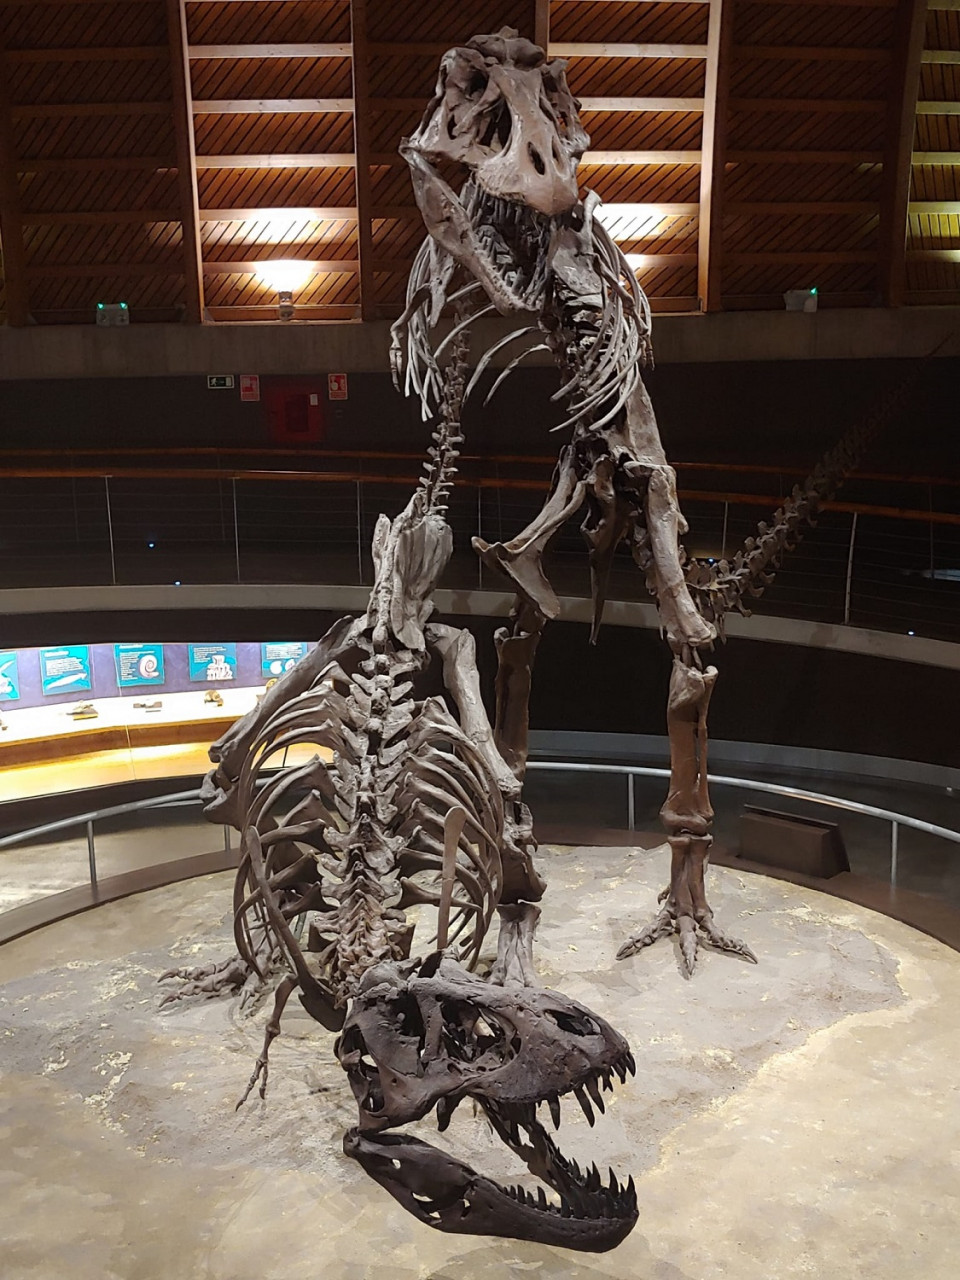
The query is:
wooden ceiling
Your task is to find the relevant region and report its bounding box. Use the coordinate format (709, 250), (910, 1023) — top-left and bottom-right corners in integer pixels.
(0, 0), (958, 326)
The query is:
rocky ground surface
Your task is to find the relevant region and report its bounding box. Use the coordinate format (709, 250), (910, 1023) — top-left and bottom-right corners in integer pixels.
(1, 845), (957, 1280)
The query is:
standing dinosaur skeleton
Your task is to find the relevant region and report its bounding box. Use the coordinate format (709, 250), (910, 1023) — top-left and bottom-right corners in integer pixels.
(391, 27), (896, 975)
(164, 321), (640, 1250)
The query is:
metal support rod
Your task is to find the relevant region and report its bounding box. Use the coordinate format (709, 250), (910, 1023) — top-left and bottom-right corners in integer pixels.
(356, 480), (364, 584)
(224, 824), (232, 853)
(477, 484), (483, 588)
(86, 819), (98, 888)
(232, 478), (241, 583)
(843, 510), (858, 625)
(104, 476), (117, 585)
(627, 772), (635, 831)
(720, 499), (729, 560)
(891, 820), (899, 886)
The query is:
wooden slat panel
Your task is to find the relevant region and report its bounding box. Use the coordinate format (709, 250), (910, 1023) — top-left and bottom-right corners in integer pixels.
(6, 46), (167, 63)
(0, 39), (30, 324)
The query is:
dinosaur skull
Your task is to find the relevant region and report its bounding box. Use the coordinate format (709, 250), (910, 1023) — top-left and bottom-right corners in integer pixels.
(402, 28), (590, 314)
(336, 954), (638, 1252)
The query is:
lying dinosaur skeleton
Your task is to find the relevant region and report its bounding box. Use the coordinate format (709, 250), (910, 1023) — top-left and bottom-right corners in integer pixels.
(163, 322), (640, 1251)
(392, 26), (897, 975)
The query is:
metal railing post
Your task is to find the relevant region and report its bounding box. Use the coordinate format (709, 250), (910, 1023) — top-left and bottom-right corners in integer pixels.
(477, 484), (483, 588)
(356, 480), (364, 584)
(86, 819), (98, 888)
(627, 772), (635, 831)
(843, 510), (858, 625)
(103, 476), (117, 585)
(232, 478), (241, 583)
(890, 820), (899, 886)
(224, 824), (232, 853)
(720, 500), (729, 560)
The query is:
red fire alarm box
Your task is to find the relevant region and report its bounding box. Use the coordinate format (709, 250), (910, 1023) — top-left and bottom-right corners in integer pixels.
(262, 378), (326, 443)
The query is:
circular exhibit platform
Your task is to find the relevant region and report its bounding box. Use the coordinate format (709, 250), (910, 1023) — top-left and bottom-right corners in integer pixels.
(1, 846), (958, 1280)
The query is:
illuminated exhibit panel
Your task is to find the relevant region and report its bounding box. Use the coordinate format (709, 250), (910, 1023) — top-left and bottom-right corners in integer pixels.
(0, 641), (318, 799)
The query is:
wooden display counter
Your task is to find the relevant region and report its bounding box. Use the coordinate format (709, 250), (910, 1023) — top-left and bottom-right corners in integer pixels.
(0, 688), (260, 803)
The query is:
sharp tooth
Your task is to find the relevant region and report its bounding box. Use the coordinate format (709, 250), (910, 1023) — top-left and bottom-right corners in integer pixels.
(625, 1051), (637, 1077)
(537, 1187), (548, 1210)
(574, 1085), (595, 1127)
(608, 1168), (619, 1194)
(436, 1096), (460, 1132)
(586, 1164), (601, 1192)
(548, 1092), (561, 1129)
(586, 1075), (605, 1114)
(602, 1070), (614, 1092)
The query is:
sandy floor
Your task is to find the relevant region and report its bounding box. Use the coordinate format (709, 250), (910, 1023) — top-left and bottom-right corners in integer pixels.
(1, 846), (958, 1279)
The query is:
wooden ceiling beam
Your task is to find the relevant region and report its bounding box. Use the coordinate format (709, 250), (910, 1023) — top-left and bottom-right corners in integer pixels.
(913, 150), (960, 162)
(917, 101), (960, 113)
(204, 259), (359, 274)
(0, 38), (29, 325)
(908, 248), (960, 261)
(206, 306), (361, 323)
(188, 43), (350, 59)
(166, 0), (204, 324)
(579, 97), (705, 112)
(909, 199), (960, 212)
(548, 43), (707, 59)
(193, 99), (353, 114)
(583, 149), (702, 164)
(351, 0), (375, 321)
(921, 50), (960, 63)
(195, 153), (355, 168)
(535, 0), (549, 52)
(199, 206), (358, 220)
(878, 0), (930, 307)
(698, 0), (734, 313)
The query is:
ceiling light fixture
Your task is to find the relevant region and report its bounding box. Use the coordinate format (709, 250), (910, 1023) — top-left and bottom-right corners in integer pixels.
(254, 260), (315, 321)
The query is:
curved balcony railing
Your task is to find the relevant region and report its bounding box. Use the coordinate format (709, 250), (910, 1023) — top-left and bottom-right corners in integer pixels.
(1, 763), (958, 943)
(0, 448), (957, 642)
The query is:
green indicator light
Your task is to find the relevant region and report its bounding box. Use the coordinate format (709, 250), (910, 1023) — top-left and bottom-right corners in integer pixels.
(97, 302), (105, 309)
(810, 287), (818, 295)
(120, 302), (128, 309)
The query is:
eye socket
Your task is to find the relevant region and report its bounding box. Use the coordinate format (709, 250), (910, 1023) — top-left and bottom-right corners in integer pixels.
(545, 1008), (599, 1037)
(468, 71), (488, 97)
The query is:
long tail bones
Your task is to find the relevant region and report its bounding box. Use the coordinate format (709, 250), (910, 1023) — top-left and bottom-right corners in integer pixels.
(338, 954), (638, 1252)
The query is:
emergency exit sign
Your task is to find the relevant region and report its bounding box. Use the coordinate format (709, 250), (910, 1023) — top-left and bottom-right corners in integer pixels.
(207, 374), (234, 390)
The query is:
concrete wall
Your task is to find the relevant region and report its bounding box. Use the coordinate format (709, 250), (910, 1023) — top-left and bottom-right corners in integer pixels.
(2, 307), (960, 381)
